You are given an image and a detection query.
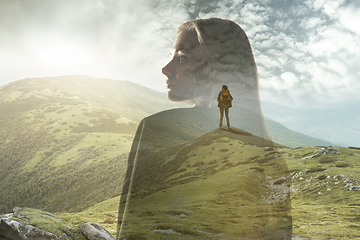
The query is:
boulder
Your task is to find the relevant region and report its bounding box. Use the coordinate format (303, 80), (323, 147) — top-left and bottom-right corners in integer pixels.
(0, 218), (58, 240)
(79, 222), (115, 240)
(0, 218), (22, 240)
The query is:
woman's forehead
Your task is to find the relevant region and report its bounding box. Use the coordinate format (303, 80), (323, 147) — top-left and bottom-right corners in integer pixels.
(172, 30), (199, 53)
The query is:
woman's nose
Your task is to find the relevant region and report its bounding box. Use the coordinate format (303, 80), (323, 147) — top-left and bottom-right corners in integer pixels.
(162, 59), (174, 77)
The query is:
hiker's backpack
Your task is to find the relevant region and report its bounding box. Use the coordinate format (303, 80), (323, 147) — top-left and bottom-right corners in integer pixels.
(220, 90), (232, 108)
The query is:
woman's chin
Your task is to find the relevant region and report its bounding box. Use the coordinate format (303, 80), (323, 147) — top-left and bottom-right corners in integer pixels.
(168, 92), (186, 102)
(167, 91), (193, 104)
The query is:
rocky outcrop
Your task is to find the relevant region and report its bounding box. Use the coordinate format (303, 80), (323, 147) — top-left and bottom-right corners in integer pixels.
(0, 218), (22, 240)
(338, 174), (360, 191)
(0, 217), (58, 240)
(79, 223), (116, 240)
(0, 207), (86, 240)
(0, 207), (115, 240)
(0, 207), (117, 240)
(302, 147), (341, 159)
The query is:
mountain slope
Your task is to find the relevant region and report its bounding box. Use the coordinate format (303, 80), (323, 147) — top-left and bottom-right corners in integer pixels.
(0, 75), (186, 214)
(264, 117), (333, 148)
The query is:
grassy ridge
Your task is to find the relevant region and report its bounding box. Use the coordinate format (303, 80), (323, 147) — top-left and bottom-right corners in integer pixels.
(57, 146), (360, 239)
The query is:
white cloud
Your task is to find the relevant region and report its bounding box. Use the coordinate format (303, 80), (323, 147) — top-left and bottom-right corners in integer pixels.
(300, 17), (324, 29)
(303, 0), (346, 16)
(338, 4), (360, 36)
(322, 0), (346, 15)
(281, 72), (299, 88)
(245, 24), (271, 39)
(328, 59), (347, 76)
(274, 19), (293, 31)
(312, 64), (344, 89)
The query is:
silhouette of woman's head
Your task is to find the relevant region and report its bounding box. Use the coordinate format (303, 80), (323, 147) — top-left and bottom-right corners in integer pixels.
(162, 18), (259, 109)
(162, 18), (270, 139)
(162, 30), (204, 103)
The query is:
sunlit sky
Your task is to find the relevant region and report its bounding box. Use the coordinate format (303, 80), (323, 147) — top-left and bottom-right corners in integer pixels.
(1, 0), (359, 108)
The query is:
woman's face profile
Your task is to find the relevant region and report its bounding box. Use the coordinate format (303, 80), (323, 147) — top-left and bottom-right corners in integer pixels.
(162, 30), (204, 103)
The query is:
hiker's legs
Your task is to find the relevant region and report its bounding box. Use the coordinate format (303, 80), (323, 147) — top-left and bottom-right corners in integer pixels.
(225, 108), (230, 127)
(219, 107), (224, 127)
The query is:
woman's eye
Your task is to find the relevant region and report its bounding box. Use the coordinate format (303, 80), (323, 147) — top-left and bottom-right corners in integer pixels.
(179, 55), (187, 62)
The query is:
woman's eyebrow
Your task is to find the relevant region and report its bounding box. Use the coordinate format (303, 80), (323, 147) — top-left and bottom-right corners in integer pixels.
(176, 42), (199, 53)
(170, 49), (186, 56)
(175, 48), (189, 54)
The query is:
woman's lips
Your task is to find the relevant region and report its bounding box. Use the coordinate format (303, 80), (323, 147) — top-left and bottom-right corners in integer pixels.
(166, 80), (176, 89)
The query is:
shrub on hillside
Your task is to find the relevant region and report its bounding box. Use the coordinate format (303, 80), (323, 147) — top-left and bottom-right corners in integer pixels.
(319, 157), (335, 163)
(306, 167), (327, 173)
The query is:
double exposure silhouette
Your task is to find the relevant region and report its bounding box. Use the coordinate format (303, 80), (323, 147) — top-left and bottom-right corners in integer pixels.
(117, 18), (292, 239)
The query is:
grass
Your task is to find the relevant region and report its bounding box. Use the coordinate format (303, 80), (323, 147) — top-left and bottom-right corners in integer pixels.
(57, 197), (120, 237)
(52, 145), (360, 240)
(2, 121), (359, 239)
(286, 146), (360, 239)
(292, 204), (360, 239)
(0, 96), (135, 213)
(55, 193), (360, 239)
(115, 129), (292, 239)
(50, 132), (133, 167)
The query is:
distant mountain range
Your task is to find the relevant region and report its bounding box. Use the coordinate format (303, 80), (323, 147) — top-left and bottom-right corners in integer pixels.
(261, 101), (360, 147)
(0, 75), (338, 214)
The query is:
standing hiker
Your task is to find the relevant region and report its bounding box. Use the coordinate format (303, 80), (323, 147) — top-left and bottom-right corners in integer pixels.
(217, 84), (233, 128)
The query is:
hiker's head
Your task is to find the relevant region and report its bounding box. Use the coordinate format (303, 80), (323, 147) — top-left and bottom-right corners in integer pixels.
(162, 18), (258, 108)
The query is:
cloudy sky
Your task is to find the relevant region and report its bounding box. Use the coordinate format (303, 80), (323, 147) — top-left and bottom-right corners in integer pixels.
(0, 0), (359, 108)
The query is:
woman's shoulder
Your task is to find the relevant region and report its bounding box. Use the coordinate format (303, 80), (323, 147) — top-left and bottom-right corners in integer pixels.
(141, 106), (218, 141)
(144, 107), (215, 124)
(144, 107), (195, 119)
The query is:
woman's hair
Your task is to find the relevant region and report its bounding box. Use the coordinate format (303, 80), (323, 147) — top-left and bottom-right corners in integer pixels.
(177, 18), (270, 140)
(177, 18), (257, 79)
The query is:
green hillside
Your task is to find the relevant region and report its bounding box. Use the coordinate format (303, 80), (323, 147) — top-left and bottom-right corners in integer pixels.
(57, 145), (360, 239)
(2, 114), (359, 239)
(0, 75), (186, 214)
